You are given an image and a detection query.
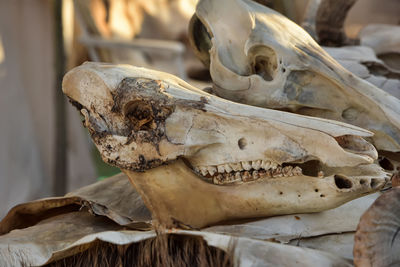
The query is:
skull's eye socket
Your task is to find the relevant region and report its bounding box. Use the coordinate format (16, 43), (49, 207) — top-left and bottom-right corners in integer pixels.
(124, 100), (155, 131)
(188, 14), (212, 68)
(248, 46), (278, 81)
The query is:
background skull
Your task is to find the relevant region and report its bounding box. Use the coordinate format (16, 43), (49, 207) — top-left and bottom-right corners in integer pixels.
(189, 0), (400, 153)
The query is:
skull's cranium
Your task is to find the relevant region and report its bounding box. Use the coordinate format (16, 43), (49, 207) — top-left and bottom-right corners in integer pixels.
(62, 62), (388, 228)
(189, 0), (400, 152)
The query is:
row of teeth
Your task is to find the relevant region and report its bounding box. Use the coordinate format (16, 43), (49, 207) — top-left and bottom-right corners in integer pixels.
(193, 160), (303, 185)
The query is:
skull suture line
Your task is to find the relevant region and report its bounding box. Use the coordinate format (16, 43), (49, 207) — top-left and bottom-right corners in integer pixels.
(189, 0), (400, 153)
(63, 62), (388, 228)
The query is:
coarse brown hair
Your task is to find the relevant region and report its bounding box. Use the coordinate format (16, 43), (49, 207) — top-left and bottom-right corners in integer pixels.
(45, 234), (233, 267)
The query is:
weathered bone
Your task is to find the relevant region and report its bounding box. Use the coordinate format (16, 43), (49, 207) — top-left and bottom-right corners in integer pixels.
(63, 62), (388, 228)
(0, 210), (352, 267)
(359, 24), (400, 71)
(190, 0), (400, 152)
(323, 46), (400, 100)
(289, 233), (355, 260)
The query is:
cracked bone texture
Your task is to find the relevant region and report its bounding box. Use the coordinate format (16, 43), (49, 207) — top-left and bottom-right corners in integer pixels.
(62, 62), (389, 228)
(191, 0), (400, 152)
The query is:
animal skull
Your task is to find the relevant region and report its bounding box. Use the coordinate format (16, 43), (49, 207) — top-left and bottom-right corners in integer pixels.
(189, 0), (400, 152)
(62, 62), (388, 228)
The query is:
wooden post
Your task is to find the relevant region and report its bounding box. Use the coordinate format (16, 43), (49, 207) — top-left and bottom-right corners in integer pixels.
(316, 0), (358, 46)
(53, 0), (67, 195)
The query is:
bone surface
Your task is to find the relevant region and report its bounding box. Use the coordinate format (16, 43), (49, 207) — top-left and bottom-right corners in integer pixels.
(359, 24), (400, 71)
(323, 46), (400, 100)
(62, 62), (389, 228)
(359, 24), (400, 56)
(190, 0), (400, 152)
(205, 193), (380, 243)
(0, 211), (352, 267)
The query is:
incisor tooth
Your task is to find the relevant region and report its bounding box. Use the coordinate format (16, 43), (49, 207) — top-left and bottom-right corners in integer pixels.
(242, 161), (252, 170)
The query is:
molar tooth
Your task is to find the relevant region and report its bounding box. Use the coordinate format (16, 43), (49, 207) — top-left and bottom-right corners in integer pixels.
(235, 172), (242, 180)
(253, 170), (259, 179)
(261, 160), (271, 170)
(293, 166), (302, 176)
(242, 161), (252, 171)
(270, 162), (278, 170)
(212, 178), (217, 184)
(252, 160), (261, 170)
(272, 167), (283, 177)
(200, 167), (208, 176)
(241, 171), (252, 182)
(217, 165), (225, 173)
(282, 166), (293, 176)
(224, 164), (232, 173)
(263, 170), (272, 178)
(230, 163), (242, 171)
(208, 166), (217, 176)
(194, 167), (200, 173)
(213, 174), (223, 185)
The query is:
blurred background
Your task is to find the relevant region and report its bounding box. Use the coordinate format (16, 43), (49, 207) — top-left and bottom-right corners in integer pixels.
(0, 0), (399, 219)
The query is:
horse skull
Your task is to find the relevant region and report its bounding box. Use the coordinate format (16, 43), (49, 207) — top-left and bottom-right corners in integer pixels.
(62, 62), (388, 228)
(189, 0), (400, 153)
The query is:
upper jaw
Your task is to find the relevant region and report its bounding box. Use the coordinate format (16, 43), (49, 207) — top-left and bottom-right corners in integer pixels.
(63, 63), (379, 174)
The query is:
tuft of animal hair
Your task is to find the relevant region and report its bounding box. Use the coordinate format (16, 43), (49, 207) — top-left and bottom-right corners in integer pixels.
(45, 234), (233, 267)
